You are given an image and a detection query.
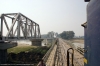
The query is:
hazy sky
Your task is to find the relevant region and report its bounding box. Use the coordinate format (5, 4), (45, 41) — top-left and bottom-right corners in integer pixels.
(0, 0), (88, 36)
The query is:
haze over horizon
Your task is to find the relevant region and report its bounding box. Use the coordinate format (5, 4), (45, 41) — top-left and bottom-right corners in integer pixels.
(0, 0), (88, 36)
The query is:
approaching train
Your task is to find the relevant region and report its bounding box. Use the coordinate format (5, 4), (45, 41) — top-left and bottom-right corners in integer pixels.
(83, 0), (100, 66)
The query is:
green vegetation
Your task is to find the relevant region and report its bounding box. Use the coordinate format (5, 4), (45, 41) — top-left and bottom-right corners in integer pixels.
(7, 45), (50, 65)
(7, 46), (37, 54)
(41, 31), (59, 38)
(60, 31), (75, 39)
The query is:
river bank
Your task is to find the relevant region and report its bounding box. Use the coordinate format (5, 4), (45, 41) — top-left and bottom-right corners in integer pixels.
(7, 45), (50, 65)
(64, 39), (84, 49)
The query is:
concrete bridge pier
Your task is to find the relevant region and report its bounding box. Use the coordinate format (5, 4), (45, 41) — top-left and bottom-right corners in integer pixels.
(30, 39), (43, 46)
(0, 41), (17, 64)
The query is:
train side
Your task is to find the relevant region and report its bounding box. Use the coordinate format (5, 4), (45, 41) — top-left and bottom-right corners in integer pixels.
(84, 0), (100, 66)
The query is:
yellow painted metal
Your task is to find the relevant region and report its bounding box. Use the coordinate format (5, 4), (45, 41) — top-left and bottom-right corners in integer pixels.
(84, 58), (87, 64)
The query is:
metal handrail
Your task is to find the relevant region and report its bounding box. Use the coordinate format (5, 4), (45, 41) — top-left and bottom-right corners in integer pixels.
(67, 48), (74, 66)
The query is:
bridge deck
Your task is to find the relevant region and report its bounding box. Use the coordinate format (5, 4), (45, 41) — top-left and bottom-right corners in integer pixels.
(45, 38), (84, 66)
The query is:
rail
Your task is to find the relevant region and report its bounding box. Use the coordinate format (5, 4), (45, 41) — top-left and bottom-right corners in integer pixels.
(55, 41), (64, 66)
(52, 40), (58, 66)
(67, 48), (74, 66)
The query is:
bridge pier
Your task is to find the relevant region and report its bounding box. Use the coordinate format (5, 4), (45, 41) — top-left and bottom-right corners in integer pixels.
(30, 39), (43, 46)
(0, 41), (17, 64)
(47, 39), (53, 44)
(0, 49), (7, 64)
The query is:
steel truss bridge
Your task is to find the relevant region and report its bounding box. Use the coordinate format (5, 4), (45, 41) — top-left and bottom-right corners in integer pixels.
(0, 13), (41, 41)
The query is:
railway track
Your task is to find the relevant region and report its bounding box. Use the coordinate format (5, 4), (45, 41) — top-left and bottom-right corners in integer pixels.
(59, 38), (84, 66)
(56, 42), (67, 66)
(37, 38), (84, 66)
(63, 39), (84, 56)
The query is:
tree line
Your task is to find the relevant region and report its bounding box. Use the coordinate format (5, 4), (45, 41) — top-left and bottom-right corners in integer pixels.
(41, 31), (75, 40)
(59, 31), (75, 39)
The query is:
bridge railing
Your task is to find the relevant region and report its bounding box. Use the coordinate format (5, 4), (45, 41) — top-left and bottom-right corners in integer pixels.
(37, 39), (57, 66)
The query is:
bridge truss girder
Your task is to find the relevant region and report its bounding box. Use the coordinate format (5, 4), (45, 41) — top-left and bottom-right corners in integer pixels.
(0, 13), (41, 41)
